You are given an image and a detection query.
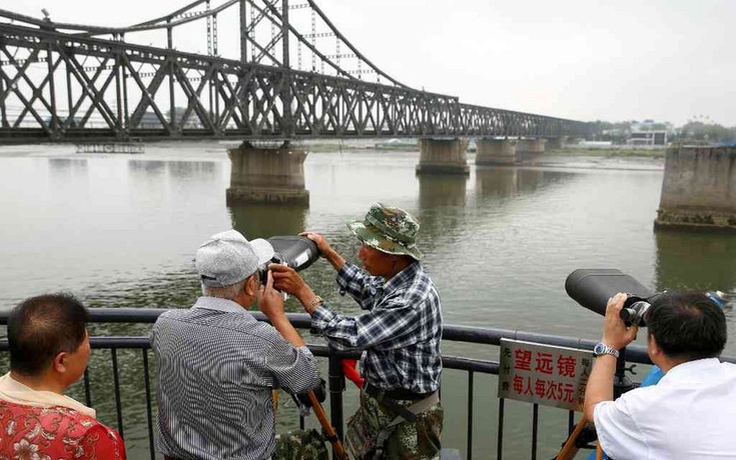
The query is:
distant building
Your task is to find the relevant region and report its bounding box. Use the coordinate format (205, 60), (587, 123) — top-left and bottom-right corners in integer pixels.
(628, 120), (670, 146)
(629, 131), (667, 146)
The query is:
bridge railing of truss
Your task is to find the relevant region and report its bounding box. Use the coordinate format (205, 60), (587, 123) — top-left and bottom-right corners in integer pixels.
(2, 308), (730, 459)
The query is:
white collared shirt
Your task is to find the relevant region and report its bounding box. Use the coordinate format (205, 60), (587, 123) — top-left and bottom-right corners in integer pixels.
(594, 358), (736, 460)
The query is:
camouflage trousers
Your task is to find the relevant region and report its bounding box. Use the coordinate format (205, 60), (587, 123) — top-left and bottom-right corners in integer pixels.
(345, 389), (443, 460)
(274, 428), (330, 460)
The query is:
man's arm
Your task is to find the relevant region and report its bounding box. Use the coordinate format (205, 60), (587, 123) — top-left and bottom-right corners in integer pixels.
(583, 292), (639, 421)
(301, 231), (346, 272)
(266, 336), (321, 394)
(300, 232), (383, 309)
(583, 354), (617, 421)
(269, 262), (378, 313)
(335, 263), (386, 310)
(311, 298), (420, 351)
(258, 271), (305, 348)
(258, 271), (320, 393)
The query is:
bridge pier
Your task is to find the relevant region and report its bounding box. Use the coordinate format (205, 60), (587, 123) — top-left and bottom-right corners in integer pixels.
(545, 137), (566, 151)
(516, 138), (547, 163)
(416, 138), (470, 175)
(516, 138), (546, 154)
(475, 138), (518, 165)
(226, 141), (309, 205)
(655, 146), (736, 231)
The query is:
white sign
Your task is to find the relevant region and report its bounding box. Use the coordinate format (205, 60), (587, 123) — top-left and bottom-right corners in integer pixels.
(497, 338), (593, 411)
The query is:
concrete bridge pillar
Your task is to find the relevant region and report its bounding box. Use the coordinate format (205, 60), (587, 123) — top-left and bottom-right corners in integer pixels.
(655, 146), (736, 231)
(226, 141), (309, 205)
(516, 138), (547, 163)
(545, 137), (566, 151)
(475, 138), (518, 165)
(416, 138), (469, 175)
(516, 138), (547, 154)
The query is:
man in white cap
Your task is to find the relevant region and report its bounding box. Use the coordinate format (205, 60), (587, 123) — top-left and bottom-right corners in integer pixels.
(152, 229), (321, 460)
(271, 203), (443, 460)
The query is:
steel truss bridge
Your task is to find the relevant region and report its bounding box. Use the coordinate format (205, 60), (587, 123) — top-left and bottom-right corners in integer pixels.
(0, 1), (593, 143)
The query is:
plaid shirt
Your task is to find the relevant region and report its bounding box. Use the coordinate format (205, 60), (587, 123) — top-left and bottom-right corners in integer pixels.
(312, 261), (442, 394)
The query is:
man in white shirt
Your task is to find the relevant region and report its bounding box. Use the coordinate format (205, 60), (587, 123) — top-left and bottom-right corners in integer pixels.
(584, 290), (736, 460)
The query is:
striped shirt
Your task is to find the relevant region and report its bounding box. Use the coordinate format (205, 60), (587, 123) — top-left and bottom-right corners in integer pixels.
(152, 297), (320, 460)
(312, 261), (443, 394)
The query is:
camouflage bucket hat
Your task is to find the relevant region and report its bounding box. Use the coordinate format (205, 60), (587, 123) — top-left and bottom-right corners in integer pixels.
(347, 203), (423, 261)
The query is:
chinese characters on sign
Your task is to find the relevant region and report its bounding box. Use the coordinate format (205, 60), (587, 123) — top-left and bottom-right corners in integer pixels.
(498, 338), (593, 411)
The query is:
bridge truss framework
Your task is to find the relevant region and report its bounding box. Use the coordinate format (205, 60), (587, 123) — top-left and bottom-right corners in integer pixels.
(0, 1), (593, 143)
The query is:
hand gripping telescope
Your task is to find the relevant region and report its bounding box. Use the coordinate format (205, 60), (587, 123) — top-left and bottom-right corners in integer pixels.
(257, 236), (321, 285)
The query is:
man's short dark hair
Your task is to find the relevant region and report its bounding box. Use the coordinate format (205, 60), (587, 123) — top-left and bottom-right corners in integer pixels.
(8, 293), (89, 376)
(647, 290), (727, 361)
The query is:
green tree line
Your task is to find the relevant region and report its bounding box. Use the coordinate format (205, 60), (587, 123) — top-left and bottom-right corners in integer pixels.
(592, 119), (736, 144)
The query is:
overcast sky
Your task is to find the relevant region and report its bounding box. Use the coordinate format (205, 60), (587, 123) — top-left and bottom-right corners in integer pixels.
(7, 0), (736, 126)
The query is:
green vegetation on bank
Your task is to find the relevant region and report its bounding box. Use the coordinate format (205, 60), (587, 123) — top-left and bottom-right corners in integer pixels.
(594, 118), (736, 144)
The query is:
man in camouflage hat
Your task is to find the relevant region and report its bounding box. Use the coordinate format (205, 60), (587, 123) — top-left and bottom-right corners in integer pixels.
(271, 203), (443, 460)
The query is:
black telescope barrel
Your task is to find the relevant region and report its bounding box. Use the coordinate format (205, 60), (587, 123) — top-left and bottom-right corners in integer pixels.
(267, 236), (320, 272)
(565, 269), (654, 316)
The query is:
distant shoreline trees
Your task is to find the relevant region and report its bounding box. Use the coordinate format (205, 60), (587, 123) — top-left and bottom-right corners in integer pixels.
(592, 118), (736, 145)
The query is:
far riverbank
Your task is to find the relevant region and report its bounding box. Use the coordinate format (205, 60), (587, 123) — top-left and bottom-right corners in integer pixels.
(360, 139), (667, 158)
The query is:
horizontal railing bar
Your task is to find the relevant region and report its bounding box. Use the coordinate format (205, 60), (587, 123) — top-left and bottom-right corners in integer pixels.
(0, 308), (732, 365)
(442, 356), (499, 374)
(0, 339), (501, 374)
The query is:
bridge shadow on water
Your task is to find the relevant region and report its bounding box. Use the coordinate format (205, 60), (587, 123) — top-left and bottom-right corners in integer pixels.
(228, 203), (308, 240)
(475, 167), (550, 200)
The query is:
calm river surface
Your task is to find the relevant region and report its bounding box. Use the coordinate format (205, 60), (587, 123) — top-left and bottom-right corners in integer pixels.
(1, 142), (735, 459)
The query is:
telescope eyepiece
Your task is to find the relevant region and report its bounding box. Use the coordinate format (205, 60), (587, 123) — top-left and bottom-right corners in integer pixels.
(619, 299), (651, 327)
(258, 254), (287, 285)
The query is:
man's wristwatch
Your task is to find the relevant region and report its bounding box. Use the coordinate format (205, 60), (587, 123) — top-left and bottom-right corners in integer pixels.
(593, 342), (619, 359)
(305, 295), (323, 313)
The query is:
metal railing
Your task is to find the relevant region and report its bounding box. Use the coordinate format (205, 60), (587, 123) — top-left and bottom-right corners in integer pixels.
(1, 308), (733, 460)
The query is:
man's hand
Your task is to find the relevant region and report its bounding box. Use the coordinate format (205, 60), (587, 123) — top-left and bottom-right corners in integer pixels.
(257, 270), (306, 348)
(300, 231), (346, 271)
(602, 292), (639, 350)
(270, 264), (317, 309)
(584, 292), (639, 422)
(299, 231), (332, 256)
(257, 271), (286, 320)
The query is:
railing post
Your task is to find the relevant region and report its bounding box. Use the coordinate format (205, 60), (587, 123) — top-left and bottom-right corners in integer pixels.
(328, 353), (346, 440)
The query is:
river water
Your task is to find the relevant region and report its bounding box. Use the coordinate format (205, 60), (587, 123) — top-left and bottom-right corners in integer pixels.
(1, 142), (734, 458)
